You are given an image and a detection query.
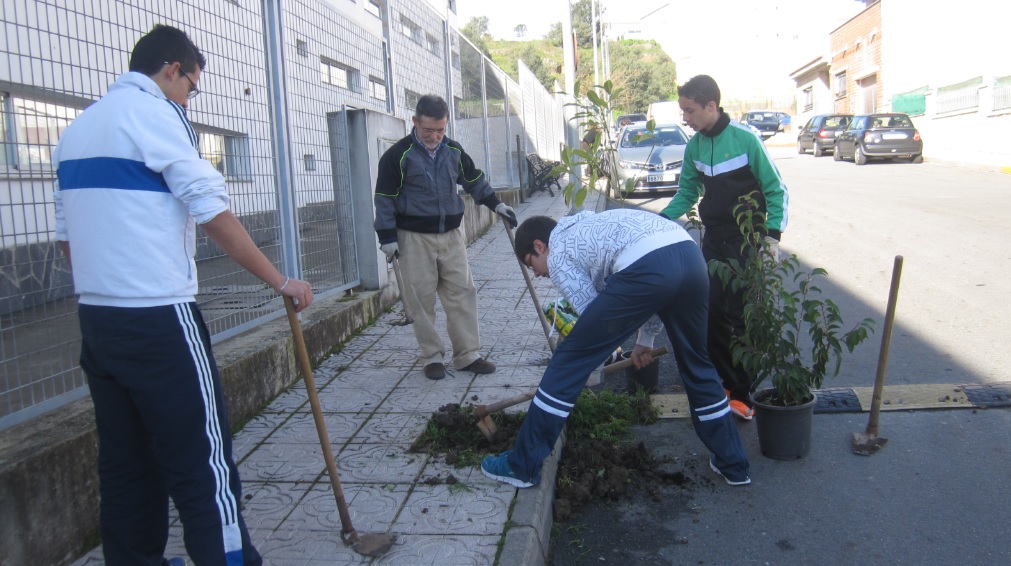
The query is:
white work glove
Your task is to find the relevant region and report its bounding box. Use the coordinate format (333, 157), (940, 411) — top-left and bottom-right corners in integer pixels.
(380, 242), (399, 261)
(495, 203), (518, 228)
(764, 236), (780, 262)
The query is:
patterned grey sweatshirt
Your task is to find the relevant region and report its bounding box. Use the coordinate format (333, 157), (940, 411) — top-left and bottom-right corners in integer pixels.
(547, 209), (693, 347)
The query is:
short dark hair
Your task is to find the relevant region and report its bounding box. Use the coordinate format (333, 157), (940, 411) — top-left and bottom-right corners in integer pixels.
(416, 95), (449, 120)
(514, 215), (557, 263)
(678, 75), (721, 108)
(129, 24), (206, 76)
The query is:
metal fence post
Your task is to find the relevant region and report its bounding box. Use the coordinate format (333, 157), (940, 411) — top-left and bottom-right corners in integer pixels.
(261, 0), (303, 282)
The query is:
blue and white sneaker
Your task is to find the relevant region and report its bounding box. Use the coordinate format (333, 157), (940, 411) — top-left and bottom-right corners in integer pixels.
(481, 451), (539, 488)
(709, 455), (751, 486)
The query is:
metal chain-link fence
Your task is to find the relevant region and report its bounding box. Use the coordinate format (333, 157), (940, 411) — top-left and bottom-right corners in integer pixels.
(0, 0), (564, 430)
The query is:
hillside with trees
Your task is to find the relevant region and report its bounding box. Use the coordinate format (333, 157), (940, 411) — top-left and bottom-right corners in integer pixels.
(460, 0), (678, 116)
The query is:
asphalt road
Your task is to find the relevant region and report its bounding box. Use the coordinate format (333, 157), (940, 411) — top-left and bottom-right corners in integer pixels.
(610, 147), (1011, 390)
(551, 147), (1011, 565)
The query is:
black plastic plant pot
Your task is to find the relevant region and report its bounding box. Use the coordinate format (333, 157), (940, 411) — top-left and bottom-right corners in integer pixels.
(751, 388), (817, 460)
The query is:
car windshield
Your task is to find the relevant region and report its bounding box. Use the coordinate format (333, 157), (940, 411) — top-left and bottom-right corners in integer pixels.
(748, 113), (778, 121)
(825, 116), (850, 128)
(870, 115), (913, 128)
(620, 127), (688, 148)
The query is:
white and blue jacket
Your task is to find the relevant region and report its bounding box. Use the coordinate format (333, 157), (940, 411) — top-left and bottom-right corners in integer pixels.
(54, 72), (229, 307)
(547, 209), (693, 348)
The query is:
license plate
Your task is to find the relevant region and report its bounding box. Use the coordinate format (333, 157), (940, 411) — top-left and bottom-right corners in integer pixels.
(882, 133), (907, 140)
(647, 172), (678, 183)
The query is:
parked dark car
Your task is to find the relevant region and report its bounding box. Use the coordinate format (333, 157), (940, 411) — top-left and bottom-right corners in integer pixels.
(740, 111), (780, 140)
(797, 114), (853, 157)
(834, 113), (923, 165)
(613, 112), (647, 137)
(776, 111), (791, 130)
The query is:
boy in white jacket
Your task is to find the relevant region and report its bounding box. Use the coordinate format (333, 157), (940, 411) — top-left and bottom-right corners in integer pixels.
(54, 25), (312, 565)
(481, 209), (750, 488)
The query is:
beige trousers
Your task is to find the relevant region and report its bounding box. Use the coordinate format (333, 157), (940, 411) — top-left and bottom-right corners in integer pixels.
(397, 227), (482, 369)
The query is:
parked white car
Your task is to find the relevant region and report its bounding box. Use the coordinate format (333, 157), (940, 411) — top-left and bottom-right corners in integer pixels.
(608, 123), (690, 197)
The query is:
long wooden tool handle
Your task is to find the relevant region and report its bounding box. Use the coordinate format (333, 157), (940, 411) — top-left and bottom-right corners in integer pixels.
(504, 223), (557, 352)
(476, 390), (536, 418)
(285, 297), (357, 537)
(867, 256), (903, 436)
(603, 347), (669, 375)
(390, 254), (414, 323)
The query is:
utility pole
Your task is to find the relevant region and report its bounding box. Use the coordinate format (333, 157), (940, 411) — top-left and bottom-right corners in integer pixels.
(561, 0), (582, 194)
(591, 0), (600, 86)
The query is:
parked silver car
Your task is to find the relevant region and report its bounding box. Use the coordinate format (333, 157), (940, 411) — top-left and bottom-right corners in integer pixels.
(609, 123), (689, 197)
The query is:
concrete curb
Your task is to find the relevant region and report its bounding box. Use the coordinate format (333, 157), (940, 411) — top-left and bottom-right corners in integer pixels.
(498, 433), (564, 566)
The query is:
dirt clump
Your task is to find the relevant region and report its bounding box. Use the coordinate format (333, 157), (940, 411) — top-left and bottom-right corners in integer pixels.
(410, 392), (696, 521)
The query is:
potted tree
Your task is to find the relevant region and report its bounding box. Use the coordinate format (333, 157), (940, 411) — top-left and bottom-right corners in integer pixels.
(708, 193), (876, 460)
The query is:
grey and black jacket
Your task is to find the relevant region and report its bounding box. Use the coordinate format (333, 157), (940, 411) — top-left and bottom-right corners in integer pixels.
(374, 130), (502, 245)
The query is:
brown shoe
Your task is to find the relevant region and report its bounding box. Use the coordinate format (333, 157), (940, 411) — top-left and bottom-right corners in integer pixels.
(461, 358), (496, 374)
(424, 363), (446, 380)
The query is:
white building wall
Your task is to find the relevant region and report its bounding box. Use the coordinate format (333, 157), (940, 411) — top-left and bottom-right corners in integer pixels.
(882, 0), (1011, 170)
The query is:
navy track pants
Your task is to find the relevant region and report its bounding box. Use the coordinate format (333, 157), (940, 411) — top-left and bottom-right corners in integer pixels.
(507, 242), (750, 482)
(79, 303), (261, 566)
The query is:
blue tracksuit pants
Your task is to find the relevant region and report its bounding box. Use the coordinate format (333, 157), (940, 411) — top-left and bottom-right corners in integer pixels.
(507, 242), (750, 481)
(79, 303), (261, 566)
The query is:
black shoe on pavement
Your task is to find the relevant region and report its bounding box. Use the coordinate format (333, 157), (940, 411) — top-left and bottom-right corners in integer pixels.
(424, 363), (446, 380)
(461, 358), (496, 374)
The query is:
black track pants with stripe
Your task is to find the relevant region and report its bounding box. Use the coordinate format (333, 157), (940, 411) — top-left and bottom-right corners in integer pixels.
(79, 303), (260, 566)
(506, 242), (750, 483)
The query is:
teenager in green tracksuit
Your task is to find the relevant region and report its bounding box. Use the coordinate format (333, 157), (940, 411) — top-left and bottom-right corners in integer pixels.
(659, 75), (789, 419)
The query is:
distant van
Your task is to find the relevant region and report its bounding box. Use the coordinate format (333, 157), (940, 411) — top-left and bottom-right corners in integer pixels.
(647, 100), (681, 125)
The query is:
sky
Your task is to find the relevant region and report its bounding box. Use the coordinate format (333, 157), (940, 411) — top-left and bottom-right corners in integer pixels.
(456, 0), (869, 101)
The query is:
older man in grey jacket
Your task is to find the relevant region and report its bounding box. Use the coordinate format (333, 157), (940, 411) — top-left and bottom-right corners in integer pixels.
(374, 94), (516, 380)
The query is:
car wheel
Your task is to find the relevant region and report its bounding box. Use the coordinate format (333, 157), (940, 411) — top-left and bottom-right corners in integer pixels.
(912, 154), (923, 164)
(813, 144), (823, 158)
(797, 140), (805, 154)
(855, 146), (867, 165)
(833, 145), (843, 161)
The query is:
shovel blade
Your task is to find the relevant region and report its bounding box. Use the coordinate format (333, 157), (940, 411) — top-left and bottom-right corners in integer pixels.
(350, 533), (397, 557)
(852, 432), (888, 456)
(477, 415), (498, 441)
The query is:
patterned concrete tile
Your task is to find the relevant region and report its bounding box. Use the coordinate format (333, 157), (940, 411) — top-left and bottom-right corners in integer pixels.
(279, 483), (409, 534)
(263, 387), (311, 413)
(240, 481), (311, 531)
(268, 411), (364, 445)
(238, 442), (326, 482)
(233, 412), (291, 461)
(258, 528), (366, 565)
(379, 387), (467, 413)
(462, 368), (544, 390)
(308, 386), (387, 413)
(419, 458), (489, 485)
(327, 371), (406, 393)
(335, 443), (427, 483)
(393, 484), (513, 536)
(373, 534), (501, 565)
(353, 412), (430, 444)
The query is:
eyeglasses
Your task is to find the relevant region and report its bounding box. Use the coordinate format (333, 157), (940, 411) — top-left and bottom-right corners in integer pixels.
(163, 61), (199, 99)
(420, 127), (445, 135)
(181, 72), (199, 99)
(523, 254), (534, 270)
